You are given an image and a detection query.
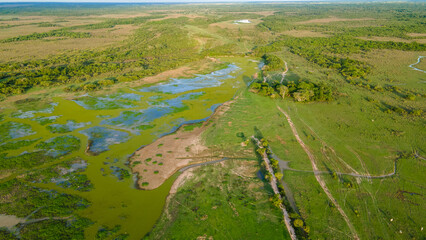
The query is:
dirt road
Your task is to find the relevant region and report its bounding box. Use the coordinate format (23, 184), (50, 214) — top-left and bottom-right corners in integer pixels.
(252, 136), (297, 240)
(277, 106), (360, 240)
(280, 61), (288, 84)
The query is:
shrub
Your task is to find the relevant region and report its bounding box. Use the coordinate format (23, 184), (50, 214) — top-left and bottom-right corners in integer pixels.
(262, 54), (284, 71)
(274, 172), (283, 180)
(293, 219), (304, 228)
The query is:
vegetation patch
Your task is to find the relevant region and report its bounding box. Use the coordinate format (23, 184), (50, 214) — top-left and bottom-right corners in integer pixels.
(18, 217), (93, 240)
(73, 95), (136, 110)
(146, 161), (289, 240)
(36, 135), (80, 157)
(0, 179), (90, 218)
(46, 120), (90, 133)
(0, 121), (35, 142)
(110, 166), (131, 181)
(32, 115), (61, 125)
(95, 225), (121, 240)
(251, 79), (333, 102)
(79, 127), (129, 155)
(24, 158), (93, 192)
(0, 138), (39, 152)
(0, 151), (54, 171)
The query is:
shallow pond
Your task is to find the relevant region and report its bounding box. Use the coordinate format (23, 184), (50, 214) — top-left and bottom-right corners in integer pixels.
(0, 121), (35, 142)
(80, 126), (130, 154)
(0, 57), (259, 239)
(138, 64), (240, 94)
(47, 120), (91, 133)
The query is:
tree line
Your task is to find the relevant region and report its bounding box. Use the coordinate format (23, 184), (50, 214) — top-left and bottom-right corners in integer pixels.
(0, 20), (200, 96)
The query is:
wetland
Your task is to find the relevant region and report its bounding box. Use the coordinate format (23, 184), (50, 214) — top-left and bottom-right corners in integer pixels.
(0, 2), (425, 240)
(0, 56), (257, 239)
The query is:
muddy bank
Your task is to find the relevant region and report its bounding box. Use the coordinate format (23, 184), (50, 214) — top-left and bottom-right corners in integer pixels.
(129, 99), (235, 190)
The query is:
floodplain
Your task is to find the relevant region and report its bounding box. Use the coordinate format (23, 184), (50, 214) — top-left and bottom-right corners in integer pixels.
(0, 2), (425, 240)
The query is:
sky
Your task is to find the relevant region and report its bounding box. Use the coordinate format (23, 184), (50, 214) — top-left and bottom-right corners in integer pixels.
(0, 0), (417, 3)
(0, 0), (400, 2)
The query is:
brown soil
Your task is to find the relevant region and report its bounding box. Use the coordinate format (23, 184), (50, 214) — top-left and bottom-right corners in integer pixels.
(407, 33), (426, 37)
(129, 99), (235, 190)
(281, 30), (330, 38)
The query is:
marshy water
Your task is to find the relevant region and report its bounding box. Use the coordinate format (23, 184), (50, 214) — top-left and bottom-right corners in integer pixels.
(0, 57), (258, 239)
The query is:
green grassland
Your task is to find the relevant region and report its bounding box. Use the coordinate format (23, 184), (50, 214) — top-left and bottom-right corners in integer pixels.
(0, 2), (425, 240)
(146, 160), (290, 240)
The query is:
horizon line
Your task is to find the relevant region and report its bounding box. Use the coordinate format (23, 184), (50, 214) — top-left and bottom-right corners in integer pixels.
(0, 0), (419, 3)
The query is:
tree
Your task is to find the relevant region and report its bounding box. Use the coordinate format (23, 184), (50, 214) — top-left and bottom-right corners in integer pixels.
(262, 54), (284, 71)
(274, 172), (283, 180)
(256, 148), (266, 155)
(270, 158), (279, 170)
(261, 138), (269, 147)
(293, 219), (304, 228)
(82, 83), (97, 92)
(293, 89), (314, 102)
(269, 194), (282, 208)
(277, 85), (288, 99)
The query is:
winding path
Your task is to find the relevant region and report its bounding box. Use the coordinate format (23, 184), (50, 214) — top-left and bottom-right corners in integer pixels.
(280, 61), (289, 84)
(275, 155), (396, 179)
(178, 158), (229, 172)
(277, 106), (360, 240)
(409, 56), (425, 73)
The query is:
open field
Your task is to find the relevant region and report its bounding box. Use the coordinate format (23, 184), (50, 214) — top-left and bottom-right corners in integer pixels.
(281, 30), (330, 38)
(357, 36), (426, 44)
(296, 17), (375, 24)
(0, 2), (425, 240)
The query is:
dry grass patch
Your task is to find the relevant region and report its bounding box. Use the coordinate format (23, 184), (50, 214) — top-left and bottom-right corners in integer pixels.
(0, 25), (60, 40)
(230, 160), (258, 178)
(282, 30), (330, 38)
(81, 13), (150, 19)
(359, 36), (426, 44)
(0, 38), (116, 62)
(71, 24), (138, 38)
(149, 13), (202, 22)
(407, 33), (426, 38)
(297, 16), (375, 24)
(209, 19), (263, 30)
(0, 25), (136, 62)
(413, 39), (426, 44)
(1, 15), (105, 28)
(223, 11), (276, 16)
(0, 15), (57, 25)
